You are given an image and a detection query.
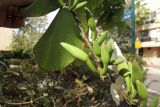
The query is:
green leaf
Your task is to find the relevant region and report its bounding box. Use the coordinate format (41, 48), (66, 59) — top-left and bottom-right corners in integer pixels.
(136, 80), (148, 100)
(34, 9), (82, 71)
(76, 9), (89, 34)
(140, 100), (147, 107)
(150, 96), (159, 107)
(132, 60), (144, 83)
(95, 0), (125, 30)
(20, 0), (60, 17)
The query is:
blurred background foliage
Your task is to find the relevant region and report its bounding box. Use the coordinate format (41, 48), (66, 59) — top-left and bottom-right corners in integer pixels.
(11, 16), (48, 55)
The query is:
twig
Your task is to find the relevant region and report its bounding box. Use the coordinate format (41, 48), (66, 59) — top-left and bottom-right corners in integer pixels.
(79, 26), (101, 68)
(3, 95), (46, 106)
(51, 97), (56, 107)
(113, 84), (131, 105)
(63, 91), (88, 107)
(73, 13), (101, 71)
(0, 61), (8, 70)
(108, 68), (116, 83)
(77, 97), (80, 107)
(63, 88), (87, 107)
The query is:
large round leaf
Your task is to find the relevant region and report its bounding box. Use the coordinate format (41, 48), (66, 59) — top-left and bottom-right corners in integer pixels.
(20, 0), (60, 17)
(34, 9), (82, 71)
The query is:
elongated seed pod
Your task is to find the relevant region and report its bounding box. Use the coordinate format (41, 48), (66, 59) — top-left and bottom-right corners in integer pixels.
(58, 0), (65, 7)
(84, 7), (93, 17)
(73, 1), (88, 11)
(100, 44), (110, 75)
(61, 42), (97, 75)
(70, 0), (79, 10)
(60, 42), (88, 62)
(101, 44), (109, 64)
(91, 31), (97, 41)
(106, 39), (114, 55)
(101, 61), (108, 76)
(93, 41), (101, 56)
(96, 31), (108, 45)
(110, 56), (124, 65)
(136, 80), (148, 100)
(88, 18), (96, 31)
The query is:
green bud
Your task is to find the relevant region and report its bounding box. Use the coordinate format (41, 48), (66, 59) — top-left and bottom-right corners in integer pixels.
(96, 31), (108, 45)
(88, 18), (96, 31)
(91, 31), (97, 41)
(101, 44), (108, 64)
(61, 42), (98, 75)
(73, 1), (88, 11)
(100, 44), (110, 75)
(106, 38), (114, 55)
(110, 56), (124, 65)
(58, 0), (65, 7)
(60, 42), (88, 61)
(70, 0), (79, 10)
(93, 41), (101, 56)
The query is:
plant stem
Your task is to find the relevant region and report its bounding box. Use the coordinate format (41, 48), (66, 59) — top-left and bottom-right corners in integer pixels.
(79, 26), (101, 67)
(86, 58), (98, 75)
(108, 70), (115, 83)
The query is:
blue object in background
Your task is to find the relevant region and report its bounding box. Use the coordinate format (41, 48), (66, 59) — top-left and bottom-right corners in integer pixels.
(123, 10), (131, 20)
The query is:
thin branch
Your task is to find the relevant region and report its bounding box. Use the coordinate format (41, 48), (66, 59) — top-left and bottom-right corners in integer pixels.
(73, 12), (101, 69)
(79, 26), (101, 68)
(3, 95), (46, 106)
(63, 91), (88, 107)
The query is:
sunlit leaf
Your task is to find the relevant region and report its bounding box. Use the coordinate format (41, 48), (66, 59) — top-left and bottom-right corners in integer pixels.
(132, 60), (144, 83)
(34, 9), (82, 71)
